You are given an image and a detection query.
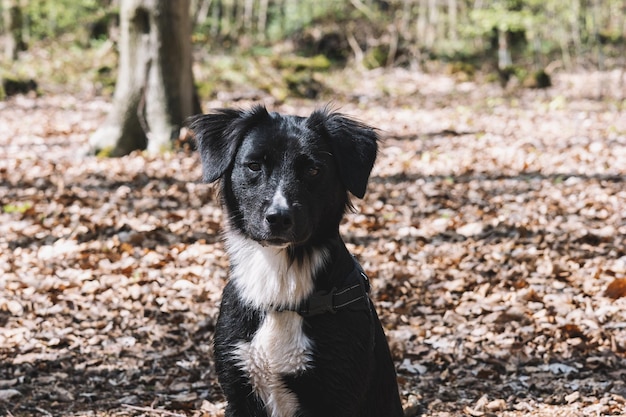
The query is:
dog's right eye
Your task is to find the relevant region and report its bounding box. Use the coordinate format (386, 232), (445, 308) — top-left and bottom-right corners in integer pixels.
(307, 167), (320, 177)
(247, 162), (262, 172)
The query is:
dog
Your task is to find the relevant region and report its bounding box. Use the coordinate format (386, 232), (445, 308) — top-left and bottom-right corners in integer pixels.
(188, 105), (403, 417)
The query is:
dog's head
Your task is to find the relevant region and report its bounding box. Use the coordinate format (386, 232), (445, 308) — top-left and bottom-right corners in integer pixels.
(188, 105), (378, 248)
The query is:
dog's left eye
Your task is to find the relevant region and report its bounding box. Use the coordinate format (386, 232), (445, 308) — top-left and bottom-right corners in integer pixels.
(247, 162), (262, 172)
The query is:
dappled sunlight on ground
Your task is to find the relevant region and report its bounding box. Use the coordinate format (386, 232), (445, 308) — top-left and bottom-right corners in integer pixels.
(1, 69), (625, 416)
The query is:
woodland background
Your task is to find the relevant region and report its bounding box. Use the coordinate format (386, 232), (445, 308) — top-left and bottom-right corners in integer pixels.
(1, 0), (626, 416)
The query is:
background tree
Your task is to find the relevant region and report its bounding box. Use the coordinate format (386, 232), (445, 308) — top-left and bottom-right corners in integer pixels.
(2, 0), (25, 61)
(89, 0), (200, 156)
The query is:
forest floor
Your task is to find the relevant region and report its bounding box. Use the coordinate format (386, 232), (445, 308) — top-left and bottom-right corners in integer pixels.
(1, 67), (626, 417)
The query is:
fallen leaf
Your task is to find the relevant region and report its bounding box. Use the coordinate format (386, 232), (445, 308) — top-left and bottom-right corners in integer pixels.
(605, 278), (626, 299)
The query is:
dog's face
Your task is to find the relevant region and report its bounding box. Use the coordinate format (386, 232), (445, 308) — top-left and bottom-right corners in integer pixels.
(188, 106), (378, 248)
(227, 118), (343, 247)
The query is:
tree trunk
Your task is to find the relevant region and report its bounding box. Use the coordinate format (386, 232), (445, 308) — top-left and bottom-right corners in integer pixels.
(447, 0), (457, 42)
(90, 0), (200, 156)
(257, 0), (269, 35)
(2, 0), (24, 61)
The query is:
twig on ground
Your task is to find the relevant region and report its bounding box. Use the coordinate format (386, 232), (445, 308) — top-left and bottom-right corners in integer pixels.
(122, 404), (186, 417)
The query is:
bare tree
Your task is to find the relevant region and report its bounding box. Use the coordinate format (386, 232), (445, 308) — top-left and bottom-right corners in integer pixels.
(2, 0), (24, 61)
(90, 0), (200, 156)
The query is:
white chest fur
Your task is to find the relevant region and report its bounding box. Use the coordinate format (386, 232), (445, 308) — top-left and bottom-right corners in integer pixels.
(235, 311), (312, 417)
(225, 231), (327, 310)
(225, 232), (328, 416)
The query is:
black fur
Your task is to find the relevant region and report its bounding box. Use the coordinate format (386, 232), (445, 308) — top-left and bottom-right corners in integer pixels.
(188, 105), (403, 417)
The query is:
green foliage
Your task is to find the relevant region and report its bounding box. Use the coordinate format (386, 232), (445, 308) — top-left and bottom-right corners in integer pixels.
(96, 146), (115, 158)
(364, 46), (388, 69)
(468, 6), (537, 36)
(274, 54), (331, 71)
(599, 29), (625, 45)
(192, 50), (332, 102)
(2, 201), (33, 214)
(3, 0), (623, 98)
(264, 1), (346, 41)
(22, 0), (109, 41)
(192, 0), (349, 45)
(188, 0), (625, 78)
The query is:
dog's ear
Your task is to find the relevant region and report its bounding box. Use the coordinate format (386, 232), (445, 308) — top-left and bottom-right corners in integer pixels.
(186, 106), (270, 183)
(308, 109), (378, 199)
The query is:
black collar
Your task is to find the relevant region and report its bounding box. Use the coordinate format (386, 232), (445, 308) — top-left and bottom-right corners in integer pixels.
(276, 259), (372, 317)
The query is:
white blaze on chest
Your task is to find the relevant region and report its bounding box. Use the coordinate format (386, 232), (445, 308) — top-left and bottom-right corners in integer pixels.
(225, 231), (328, 416)
(235, 311), (312, 417)
(225, 231), (327, 310)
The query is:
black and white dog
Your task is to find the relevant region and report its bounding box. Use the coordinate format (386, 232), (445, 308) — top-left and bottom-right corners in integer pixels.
(189, 106), (403, 417)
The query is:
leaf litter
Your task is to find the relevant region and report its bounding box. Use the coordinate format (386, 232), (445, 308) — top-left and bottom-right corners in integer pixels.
(1, 69), (626, 416)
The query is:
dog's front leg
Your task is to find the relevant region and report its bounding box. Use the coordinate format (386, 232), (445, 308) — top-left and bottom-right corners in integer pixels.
(219, 365), (267, 417)
(215, 282), (268, 417)
(222, 393), (267, 417)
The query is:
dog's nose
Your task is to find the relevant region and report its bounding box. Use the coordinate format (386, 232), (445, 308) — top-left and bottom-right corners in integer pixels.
(265, 207), (294, 231)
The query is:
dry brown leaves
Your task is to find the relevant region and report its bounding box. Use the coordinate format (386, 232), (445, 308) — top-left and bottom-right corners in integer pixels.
(1, 69), (626, 416)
